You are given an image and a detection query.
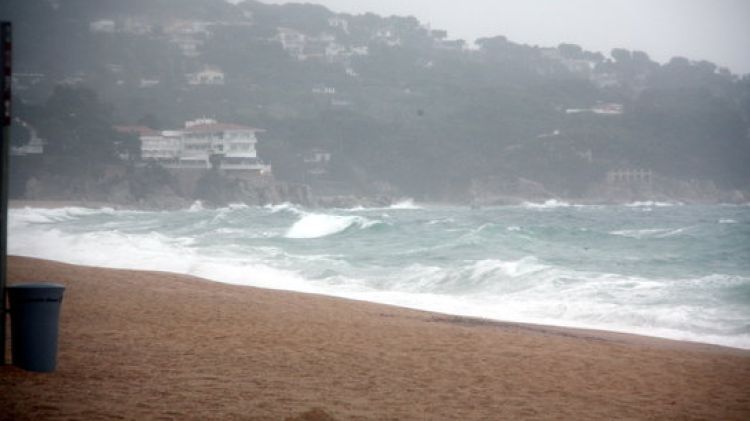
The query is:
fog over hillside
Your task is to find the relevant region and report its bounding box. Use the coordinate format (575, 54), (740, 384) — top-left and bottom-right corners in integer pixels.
(260, 0), (750, 75)
(2, 0), (749, 206)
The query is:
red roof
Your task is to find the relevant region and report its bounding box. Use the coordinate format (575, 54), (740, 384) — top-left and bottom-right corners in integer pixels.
(185, 123), (265, 133)
(114, 125), (160, 136)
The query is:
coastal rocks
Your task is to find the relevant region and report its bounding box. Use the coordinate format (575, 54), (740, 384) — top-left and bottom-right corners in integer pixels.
(468, 176), (556, 205)
(193, 171), (314, 207)
(313, 194), (392, 208)
(587, 176), (749, 205)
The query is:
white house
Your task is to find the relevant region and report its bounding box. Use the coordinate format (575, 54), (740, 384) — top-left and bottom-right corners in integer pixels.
(121, 119), (270, 174)
(11, 120), (45, 156)
(303, 148), (332, 176)
(187, 67), (225, 86)
(183, 118), (268, 173)
(89, 19), (116, 33)
(312, 85), (336, 95)
(328, 17), (349, 33)
(276, 28), (307, 59)
(303, 149), (332, 164)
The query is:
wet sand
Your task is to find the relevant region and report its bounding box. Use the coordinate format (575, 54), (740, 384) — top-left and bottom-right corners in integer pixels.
(2, 256), (749, 420)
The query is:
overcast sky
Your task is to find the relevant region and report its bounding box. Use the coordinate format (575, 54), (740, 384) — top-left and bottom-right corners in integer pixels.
(257, 0), (750, 75)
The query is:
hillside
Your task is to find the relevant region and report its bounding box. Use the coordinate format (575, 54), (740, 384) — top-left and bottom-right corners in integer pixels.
(3, 0), (750, 203)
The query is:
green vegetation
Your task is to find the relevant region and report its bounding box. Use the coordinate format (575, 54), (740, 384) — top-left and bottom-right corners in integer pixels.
(3, 0), (749, 200)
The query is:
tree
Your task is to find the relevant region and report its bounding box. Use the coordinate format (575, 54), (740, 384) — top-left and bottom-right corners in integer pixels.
(35, 86), (119, 162)
(611, 48), (632, 64)
(558, 43), (583, 59)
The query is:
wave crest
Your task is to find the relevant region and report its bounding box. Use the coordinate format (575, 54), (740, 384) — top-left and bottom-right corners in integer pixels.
(285, 213), (381, 239)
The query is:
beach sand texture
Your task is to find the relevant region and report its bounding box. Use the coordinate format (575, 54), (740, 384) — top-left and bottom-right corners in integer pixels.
(1, 256), (749, 420)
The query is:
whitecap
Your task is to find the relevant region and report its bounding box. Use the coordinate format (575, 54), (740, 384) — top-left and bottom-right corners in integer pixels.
(521, 199), (571, 209)
(284, 213), (376, 239)
(265, 202), (303, 215)
(626, 201), (681, 207)
(188, 200), (204, 212)
(389, 198), (422, 209)
(609, 227), (688, 239)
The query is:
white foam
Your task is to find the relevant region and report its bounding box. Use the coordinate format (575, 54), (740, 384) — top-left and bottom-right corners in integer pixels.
(626, 201), (681, 207)
(521, 199), (571, 209)
(188, 201), (204, 212)
(9, 206), (749, 350)
(285, 213), (373, 239)
(265, 202), (303, 215)
(610, 227), (688, 239)
(389, 198), (422, 209)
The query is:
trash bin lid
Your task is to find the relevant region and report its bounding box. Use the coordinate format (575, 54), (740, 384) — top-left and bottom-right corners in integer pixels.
(7, 283), (66, 301)
(8, 283), (66, 290)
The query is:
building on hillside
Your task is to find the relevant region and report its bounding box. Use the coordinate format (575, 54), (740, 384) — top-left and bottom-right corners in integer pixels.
(276, 28), (307, 59)
(373, 28), (402, 47)
(311, 85), (336, 95)
(117, 119), (270, 175)
(11, 119), (45, 156)
(591, 72), (620, 89)
(606, 168), (652, 185)
(164, 19), (211, 57)
(187, 67), (225, 86)
(435, 39), (466, 51)
(11, 72), (46, 92)
(303, 149), (332, 164)
(303, 148), (332, 177)
(139, 78), (160, 88)
(183, 118), (269, 173)
(328, 17), (349, 33)
(89, 19), (116, 33)
(592, 103), (624, 115)
(565, 103), (623, 115)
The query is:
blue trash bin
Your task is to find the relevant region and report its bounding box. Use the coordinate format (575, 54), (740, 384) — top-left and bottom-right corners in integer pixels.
(7, 283), (66, 372)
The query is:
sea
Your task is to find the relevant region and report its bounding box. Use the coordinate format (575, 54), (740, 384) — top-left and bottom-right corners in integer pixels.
(8, 200), (750, 349)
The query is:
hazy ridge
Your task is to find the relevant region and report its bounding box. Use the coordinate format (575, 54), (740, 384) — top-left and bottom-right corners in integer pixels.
(3, 0), (749, 205)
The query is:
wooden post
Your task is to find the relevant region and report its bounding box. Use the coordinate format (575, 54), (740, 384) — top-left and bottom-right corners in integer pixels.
(1, 21), (12, 365)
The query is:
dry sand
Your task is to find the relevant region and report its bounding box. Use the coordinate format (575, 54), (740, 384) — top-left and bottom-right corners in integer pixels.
(1, 256), (749, 420)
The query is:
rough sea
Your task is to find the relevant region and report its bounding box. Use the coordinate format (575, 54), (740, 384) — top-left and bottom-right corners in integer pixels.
(8, 200), (750, 349)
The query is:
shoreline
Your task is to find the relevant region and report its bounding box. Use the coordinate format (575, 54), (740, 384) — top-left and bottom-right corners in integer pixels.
(10, 198), (750, 212)
(2, 257), (749, 419)
(8, 253), (749, 353)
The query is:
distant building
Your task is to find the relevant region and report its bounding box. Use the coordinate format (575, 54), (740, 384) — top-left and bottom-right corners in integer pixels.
(312, 85), (336, 95)
(566, 103), (623, 115)
(328, 17), (349, 33)
(606, 168), (652, 185)
(89, 19), (116, 33)
(11, 72), (45, 92)
(276, 27), (307, 59)
(591, 72), (620, 89)
(435, 39), (466, 51)
(303, 148), (332, 176)
(164, 19), (211, 57)
(11, 119), (45, 156)
(187, 67), (225, 86)
(118, 119), (270, 174)
(139, 78), (160, 88)
(592, 103), (624, 115)
(303, 149), (332, 164)
(374, 28), (402, 47)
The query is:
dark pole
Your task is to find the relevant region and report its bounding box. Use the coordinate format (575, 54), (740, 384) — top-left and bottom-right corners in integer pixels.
(1, 21), (11, 365)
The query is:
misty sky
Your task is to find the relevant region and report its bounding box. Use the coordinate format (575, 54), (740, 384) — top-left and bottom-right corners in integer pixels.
(257, 0), (750, 75)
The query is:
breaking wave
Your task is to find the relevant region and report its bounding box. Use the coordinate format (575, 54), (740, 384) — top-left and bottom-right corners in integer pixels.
(8, 203), (750, 349)
(285, 213), (382, 239)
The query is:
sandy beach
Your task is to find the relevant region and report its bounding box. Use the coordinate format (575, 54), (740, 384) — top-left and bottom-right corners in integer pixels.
(1, 256), (749, 420)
